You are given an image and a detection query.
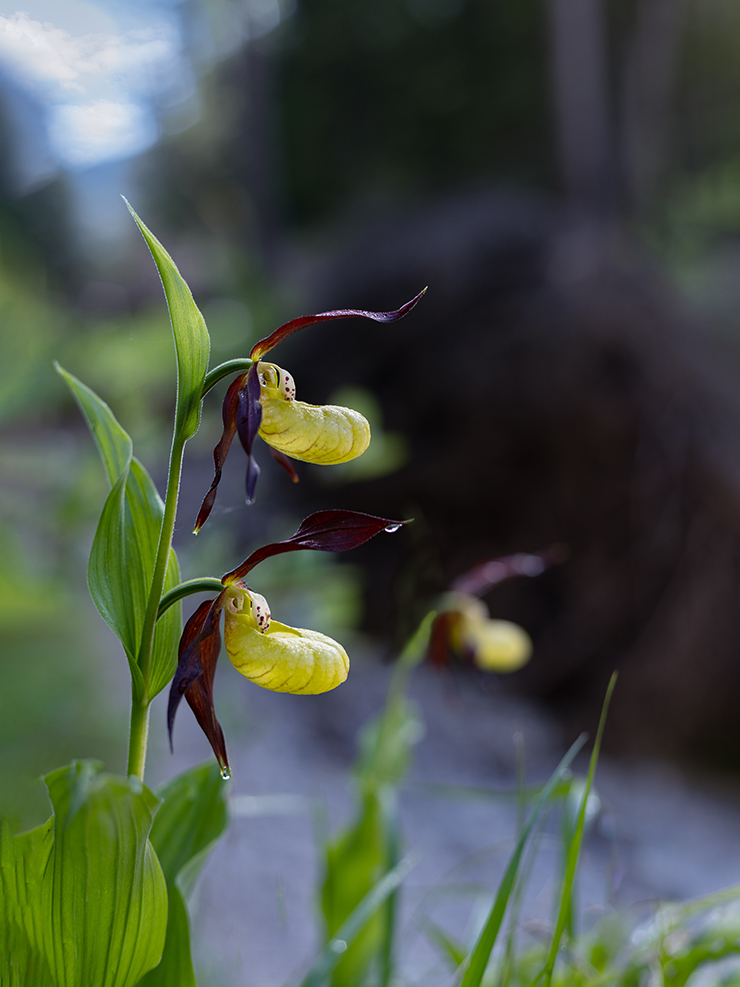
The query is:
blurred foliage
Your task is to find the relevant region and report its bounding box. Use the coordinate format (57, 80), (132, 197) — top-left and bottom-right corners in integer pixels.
(321, 649), (423, 986)
(0, 226), (70, 425)
(0, 436), (125, 828)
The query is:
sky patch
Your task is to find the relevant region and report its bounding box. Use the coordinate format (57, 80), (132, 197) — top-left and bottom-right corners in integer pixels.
(0, 5), (186, 168)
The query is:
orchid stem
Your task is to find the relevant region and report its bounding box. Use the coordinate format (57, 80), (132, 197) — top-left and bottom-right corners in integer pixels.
(157, 577), (225, 620)
(127, 699), (150, 780)
(201, 358), (253, 398)
(127, 431), (187, 782)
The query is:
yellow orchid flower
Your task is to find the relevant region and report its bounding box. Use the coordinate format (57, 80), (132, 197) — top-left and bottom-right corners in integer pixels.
(223, 584), (349, 694)
(257, 362), (371, 466)
(194, 289), (425, 531)
(167, 510), (407, 774)
(426, 548), (567, 675)
(444, 592), (532, 673)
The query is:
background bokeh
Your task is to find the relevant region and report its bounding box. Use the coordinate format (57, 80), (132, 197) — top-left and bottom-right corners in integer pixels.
(4, 0), (740, 970)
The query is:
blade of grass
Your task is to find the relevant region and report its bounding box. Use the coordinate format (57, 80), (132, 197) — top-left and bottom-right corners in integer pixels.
(420, 917), (468, 970)
(300, 852), (420, 987)
(538, 672), (617, 987)
(379, 794), (402, 987)
(416, 781), (572, 804)
(458, 733), (588, 987)
(499, 731), (530, 987)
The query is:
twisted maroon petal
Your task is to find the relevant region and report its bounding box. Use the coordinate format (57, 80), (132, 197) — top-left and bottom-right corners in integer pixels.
(167, 595), (229, 774)
(194, 372), (248, 533)
(236, 362), (263, 505)
(249, 287), (427, 360)
(222, 509), (407, 584)
(269, 446), (300, 484)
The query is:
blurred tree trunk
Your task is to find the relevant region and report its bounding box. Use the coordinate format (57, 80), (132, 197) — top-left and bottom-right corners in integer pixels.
(546, 0), (618, 216)
(621, 0), (686, 214)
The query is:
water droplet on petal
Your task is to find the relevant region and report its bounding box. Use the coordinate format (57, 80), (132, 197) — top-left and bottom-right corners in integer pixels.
(331, 939), (347, 953)
(384, 523), (402, 533)
(220, 765), (231, 780)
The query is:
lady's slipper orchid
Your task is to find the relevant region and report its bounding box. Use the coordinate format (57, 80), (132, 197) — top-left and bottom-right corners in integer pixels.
(257, 362), (371, 466)
(194, 289), (426, 532)
(427, 548), (567, 674)
(432, 592), (533, 673)
(167, 509), (407, 774)
(223, 583), (349, 694)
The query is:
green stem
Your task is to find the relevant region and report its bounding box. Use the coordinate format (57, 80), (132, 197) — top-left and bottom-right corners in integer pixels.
(201, 358), (253, 398)
(157, 577), (225, 619)
(127, 699), (150, 780)
(127, 432), (187, 781)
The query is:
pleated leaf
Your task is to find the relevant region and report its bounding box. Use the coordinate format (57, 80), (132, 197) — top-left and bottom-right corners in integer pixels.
(1, 762), (167, 987)
(0, 819), (55, 986)
(137, 762), (229, 987)
(125, 201), (210, 443)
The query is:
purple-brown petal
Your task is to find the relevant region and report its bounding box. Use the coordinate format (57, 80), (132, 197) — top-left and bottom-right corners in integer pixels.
(249, 287), (427, 361)
(194, 373), (248, 533)
(236, 362), (263, 505)
(167, 595), (230, 774)
(222, 509), (407, 583)
(269, 446), (300, 484)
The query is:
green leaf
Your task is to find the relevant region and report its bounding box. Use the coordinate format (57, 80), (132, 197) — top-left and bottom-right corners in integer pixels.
(0, 819), (55, 986)
(125, 201), (210, 442)
(355, 696), (423, 791)
(319, 696), (421, 987)
(150, 546), (182, 699)
(89, 468), (142, 693)
(137, 762), (229, 987)
(1, 762), (167, 987)
(304, 853), (419, 987)
(55, 364), (132, 487)
(121, 460), (182, 701)
(458, 734), (587, 987)
(60, 368), (181, 701)
(322, 790), (388, 987)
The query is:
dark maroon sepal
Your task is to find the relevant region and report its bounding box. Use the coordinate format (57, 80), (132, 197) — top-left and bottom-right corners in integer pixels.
(427, 611), (458, 668)
(237, 363), (263, 505)
(194, 373), (249, 533)
(249, 287), (427, 360)
(270, 446), (300, 484)
(222, 509), (408, 584)
(450, 546), (568, 597)
(167, 595), (230, 774)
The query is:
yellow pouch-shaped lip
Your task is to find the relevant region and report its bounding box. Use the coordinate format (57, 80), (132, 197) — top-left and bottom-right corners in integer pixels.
(464, 618), (532, 672)
(445, 591), (532, 673)
(224, 588), (349, 694)
(257, 363), (371, 465)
